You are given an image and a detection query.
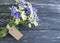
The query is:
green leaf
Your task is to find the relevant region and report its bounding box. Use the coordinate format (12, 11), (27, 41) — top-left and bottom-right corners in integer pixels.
(0, 28), (8, 38)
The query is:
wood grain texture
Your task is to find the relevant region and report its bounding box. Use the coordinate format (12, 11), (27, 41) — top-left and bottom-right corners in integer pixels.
(0, 0), (15, 5)
(1, 4), (60, 13)
(0, 13), (60, 30)
(0, 0), (60, 13)
(26, 0), (60, 4)
(0, 0), (60, 43)
(0, 30), (60, 43)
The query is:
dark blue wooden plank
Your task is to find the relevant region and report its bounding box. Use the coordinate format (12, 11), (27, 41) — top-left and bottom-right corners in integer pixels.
(1, 4), (60, 14)
(0, 0), (15, 5)
(0, 13), (60, 30)
(27, 0), (60, 14)
(0, 5), (13, 12)
(0, 0), (60, 5)
(0, 30), (60, 43)
(0, 0), (60, 13)
(27, 0), (60, 4)
(34, 4), (60, 14)
(39, 13), (60, 29)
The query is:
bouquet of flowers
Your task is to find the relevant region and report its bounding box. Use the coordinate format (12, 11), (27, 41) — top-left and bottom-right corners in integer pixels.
(0, 0), (39, 39)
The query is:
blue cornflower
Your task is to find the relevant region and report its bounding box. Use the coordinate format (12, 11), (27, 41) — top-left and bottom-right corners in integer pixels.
(9, 6), (18, 13)
(18, 1), (29, 8)
(11, 12), (20, 18)
(33, 8), (37, 12)
(9, 6), (20, 18)
(26, 6), (31, 14)
(25, 3), (28, 6)
(18, 1), (25, 6)
(33, 11), (39, 21)
(23, 6), (31, 14)
(26, 6), (30, 10)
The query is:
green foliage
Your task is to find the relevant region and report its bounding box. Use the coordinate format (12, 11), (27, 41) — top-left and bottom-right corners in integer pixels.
(0, 27), (8, 38)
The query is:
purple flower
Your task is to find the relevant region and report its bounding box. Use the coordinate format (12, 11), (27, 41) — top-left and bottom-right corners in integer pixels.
(9, 6), (20, 18)
(18, 1), (25, 6)
(9, 6), (18, 13)
(11, 12), (20, 18)
(23, 6), (31, 14)
(33, 11), (39, 21)
(33, 8), (37, 12)
(26, 6), (30, 10)
(26, 6), (31, 14)
(25, 3), (28, 6)
(33, 8), (39, 21)
(18, 1), (29, 6)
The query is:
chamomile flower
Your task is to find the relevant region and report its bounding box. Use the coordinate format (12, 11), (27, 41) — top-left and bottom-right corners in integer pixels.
(15, 18), (20, 25)
(28, 23), (32, 28)
(34, 21), (38, 26)
(21, 11), (27, 20)
(18, 6), (24, 10)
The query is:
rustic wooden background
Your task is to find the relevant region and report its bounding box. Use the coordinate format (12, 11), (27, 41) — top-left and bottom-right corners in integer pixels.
(0, 0), (60, 43)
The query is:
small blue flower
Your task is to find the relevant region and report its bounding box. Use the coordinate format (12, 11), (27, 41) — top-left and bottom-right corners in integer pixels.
(26, 6), (31, 14)
(11, 12), (20, 18)
(23, 6), (31, 14)
(33, 11), (39, 21)
(33, 8), (37, 12)
(18, 1), (29, 6)
(9, 6), (18, 13)
(18, 1), (25, 6)
(26, 6), (30, 10)
(25, 3), (28, 6)
(9, 6), (20, 18)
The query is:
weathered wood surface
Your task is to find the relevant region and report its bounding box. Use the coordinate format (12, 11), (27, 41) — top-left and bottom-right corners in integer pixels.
(0, 13), (60, 30)
(0, 30), (60, 43)
(0, 0), (60, 43)
(1, 4), (60, 13)
(0, 0), (15, 5)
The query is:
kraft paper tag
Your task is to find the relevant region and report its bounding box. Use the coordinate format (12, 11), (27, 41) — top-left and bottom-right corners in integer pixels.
(8, 27), (23, 40)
